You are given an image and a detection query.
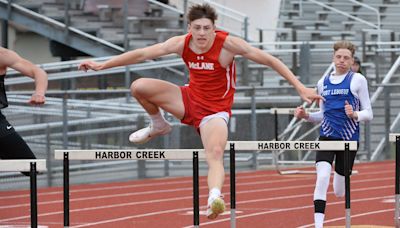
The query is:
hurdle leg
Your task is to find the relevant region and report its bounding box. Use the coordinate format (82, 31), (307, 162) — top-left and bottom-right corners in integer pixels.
(30, 162), (38, 228)
(193, 151), (199, 228)
(230, 143), (236, 228)
(344, 143), (351, 228)
(395, 136), (400, 227)
(64, 152), (70, 227)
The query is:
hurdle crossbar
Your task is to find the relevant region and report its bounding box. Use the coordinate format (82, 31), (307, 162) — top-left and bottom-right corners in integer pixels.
(55, 149), (205, 228)
(390, 133), (400, 227)
(227, 141), (354, 228)
(55, 149), (206, 160)
(270, 107), (320, 115)
(0, 159), (47, 172)
(0, 159), (46, 228)
(226, 140), (357, 151)
(389, 133), (400, 143)
(270, 107), (320, 175)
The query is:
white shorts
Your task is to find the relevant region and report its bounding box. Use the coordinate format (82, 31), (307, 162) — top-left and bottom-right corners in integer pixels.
(199, 111), (229, 128)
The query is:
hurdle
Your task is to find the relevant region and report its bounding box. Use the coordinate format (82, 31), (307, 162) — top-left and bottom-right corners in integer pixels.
(54, 149), (205, 227)
(390, 133), (400, 227)
(227, 140), (357, 228)
(0, 159), (47, 228)
(270, 108), (322, 175)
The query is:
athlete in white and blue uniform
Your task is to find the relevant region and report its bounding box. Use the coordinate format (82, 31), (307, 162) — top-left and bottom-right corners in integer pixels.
(320, 71), (360, 141)
(294, 41), (373, 228)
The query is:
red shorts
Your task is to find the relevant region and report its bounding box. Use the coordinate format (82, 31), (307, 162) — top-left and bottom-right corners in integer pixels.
(180, 86), (203, 129)
(180, 86), (230, 130)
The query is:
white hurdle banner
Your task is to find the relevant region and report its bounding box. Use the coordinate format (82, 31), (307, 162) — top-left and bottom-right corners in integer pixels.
(227, 140), (357, 151)
(389, 133), (400, 143)
(0, 159), (47, 172)
(390, 133), (400, 228)
(55, 149), (206, 160)
(54, 141), (357, 161)
(55, 149), (205, 228)
(0, 159), (46, 228)
(227, 141), (356, 228)
(55, 141), (356, 228)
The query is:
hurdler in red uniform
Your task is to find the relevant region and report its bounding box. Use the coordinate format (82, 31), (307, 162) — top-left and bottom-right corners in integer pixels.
(79, 3), (322, 220)
(181, 30), (236, 129)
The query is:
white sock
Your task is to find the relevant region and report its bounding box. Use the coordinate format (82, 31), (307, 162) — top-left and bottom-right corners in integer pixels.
(314, 213), (324, 228)
(333, 172), (345, 197)
(208, 188), (221, 204)
(150, 112), (168, 129)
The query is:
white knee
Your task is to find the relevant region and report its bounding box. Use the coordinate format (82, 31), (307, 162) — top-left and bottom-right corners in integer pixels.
(333, 172), (345, 197)
(314, 161), (332, 201)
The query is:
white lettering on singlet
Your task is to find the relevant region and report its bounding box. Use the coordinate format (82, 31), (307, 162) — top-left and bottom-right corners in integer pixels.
(188, 62), (215, 70)
(322, 88), (349, 96)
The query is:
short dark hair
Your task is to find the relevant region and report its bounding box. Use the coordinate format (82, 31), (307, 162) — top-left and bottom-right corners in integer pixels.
(333, 40), (356, 56)
(353, 56), (361, 65)
(187, 3), (218, 24)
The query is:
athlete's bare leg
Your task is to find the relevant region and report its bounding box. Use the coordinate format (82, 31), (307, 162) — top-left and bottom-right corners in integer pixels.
(131, 78), (185, 118)
(200, 117), (228, 219)
(129, 78), (185, 143)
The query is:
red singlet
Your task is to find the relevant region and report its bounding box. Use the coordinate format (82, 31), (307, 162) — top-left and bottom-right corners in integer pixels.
(180, 30), (236, 128)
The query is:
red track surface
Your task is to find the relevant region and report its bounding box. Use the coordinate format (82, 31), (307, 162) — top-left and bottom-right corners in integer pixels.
(0, 161), (396, 227)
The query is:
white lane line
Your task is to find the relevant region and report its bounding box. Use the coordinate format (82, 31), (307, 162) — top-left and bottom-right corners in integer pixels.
(0, 172), (307, 200)
(0, 169), (393, 210)
(298, 208), (394, 228)
(0, 162), (392, 200)
(186, 195), (392, 227)
(1, 183), (390, 225)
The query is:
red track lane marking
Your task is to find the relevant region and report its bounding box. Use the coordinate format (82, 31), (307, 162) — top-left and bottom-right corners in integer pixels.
(0, 162), (394, 226)
(1, 183), (390, 226)
(0, 176), (318, 210)
(298, 208), (394, 227)
(0, 168), (393, 210)
(0, 172), (287, 200)
(0, 225), (48, 228)
(55, 194), (394, 228)
(0, 171), (393, 223)
(183, 195), (392, 227)
(67, 207), (195, 228)
(0, 160), (392, 200)
(0, 174), (392, 212)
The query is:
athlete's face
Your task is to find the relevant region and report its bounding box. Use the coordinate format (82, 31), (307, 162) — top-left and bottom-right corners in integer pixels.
(333, 48), (354, 75)
(188, 18), (216, 50)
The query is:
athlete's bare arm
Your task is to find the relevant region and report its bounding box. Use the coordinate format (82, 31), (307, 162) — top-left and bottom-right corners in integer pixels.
(79, 35), (186, 71)
(0, 48), (47, 104)
(222, 36), (323, 104)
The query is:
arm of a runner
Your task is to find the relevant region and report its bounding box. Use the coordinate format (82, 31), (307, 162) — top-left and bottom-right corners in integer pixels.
(306, 78), (324, 123)
(79, 35), (186, 71)
(222, 36), (322, 104)
(350, 73), (373, 122)
(2, 49), (47, 104)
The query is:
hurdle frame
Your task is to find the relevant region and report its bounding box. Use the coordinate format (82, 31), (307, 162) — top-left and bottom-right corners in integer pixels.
(390, 133), (400, 228)
(227, 140), (357, 228)
(270, 108), (322, 175)
(54, 149), (205, 228)
(0, 159), (46, 228)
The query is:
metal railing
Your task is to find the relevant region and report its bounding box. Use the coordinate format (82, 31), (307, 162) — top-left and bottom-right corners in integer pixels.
(298, 0), (381, 43)
(369, 55), (400, 160)
(7, 0), (122, 51)
(167, 0), (248, 39)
